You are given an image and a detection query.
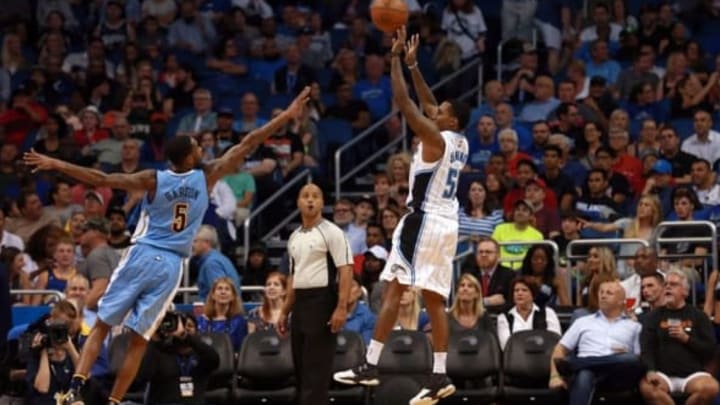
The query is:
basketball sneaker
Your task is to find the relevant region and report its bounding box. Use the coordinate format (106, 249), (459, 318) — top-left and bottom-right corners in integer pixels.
(55, 388), (84, 405)
(409, 373), (456, 405)
(333, 362), (380, 386)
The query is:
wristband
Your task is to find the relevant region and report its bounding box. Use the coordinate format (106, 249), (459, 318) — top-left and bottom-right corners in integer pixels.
(407, 62), (418, 70)
(550, 374), (561, 379)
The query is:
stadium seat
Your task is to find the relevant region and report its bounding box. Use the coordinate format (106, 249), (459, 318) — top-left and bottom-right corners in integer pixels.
(445, 329), (502, 404)
(670, 118), (695, 142)
(260, 94), (293, 118)
(315, 118), (354, 175)
(235, 330), (295, 404)
(374, 330), (432, 405)
(329, 331), (367, 404)
(202, 332), (236, 405)
(502, 329), (564, 404)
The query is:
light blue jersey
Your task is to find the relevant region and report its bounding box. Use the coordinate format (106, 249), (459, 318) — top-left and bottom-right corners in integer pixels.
(133, 169), (209, 257)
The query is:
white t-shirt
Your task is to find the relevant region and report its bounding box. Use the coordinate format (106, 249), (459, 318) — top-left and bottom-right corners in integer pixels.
(142, 0), (177, 18)
(441, 6), (487, 60)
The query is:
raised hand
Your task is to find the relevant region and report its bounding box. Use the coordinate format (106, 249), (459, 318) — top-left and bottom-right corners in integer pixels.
(404, 33), (419, 66)
(287, 86), (311, 119)
(392, 26), (407, 54)
(23, 149), (58, 173)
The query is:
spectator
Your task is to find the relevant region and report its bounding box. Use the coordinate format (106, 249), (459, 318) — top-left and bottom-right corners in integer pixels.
(461, 237), (514, 313)
(494, 199), (543, 268)
(329, 48), (360, 91)
(497, 276), (562, 350)
(82, 190), (107, 220)
(671, 73), (717, 119)
(682, 109), (720, 165)
(33, 113), (78, 163)
(501, 0), (536, 42)
(553, 211), (582, 268)
(196, 277), (248, 352)
(232, 92), (267, 133)
(263, 108), (304, 180)
(458, 180), (504, 238)
(94, 0), (136, 55)
(139, 312), (220, 405)
(1, 246), (32, 305)
(370, 173), (394, 216)
(324, 82), (371, 132)
(44, 179), (83, 226)
(296, 26), (329, 72)
(629, 118), (660, 158)
(518, 75), (560, 123)
(466, 115), (498, 172)
(167, 0), (217, 55)
(588, 148), (632, 210)
(394, 287), (429, 331)
(691, 159), (720, 207)
(446, 273), (493, 333)
(72, 106), (109, 149)
(379, 206), (402, 248)
(527, 120), (552, 165)
(441, 0), (487, 62)
(504, 44), (540, 105)
(25, 300), (81, 405)
(343, 275), (376, 344)
(548, 280), (644, 405)
(62, 37), (115, 80)
(471, 80), (505, 120)
(177, 88), (217, 137)
(658, 51), (688, 101)
(163, 64), (198, 115)
(524, 179), (560, 238)
(615, 51), (660, 100)
(223, 164), (255, 225)
(385, 152), (411, 198)
(247, 271), (287, 332)
(34, 237), (76, 304)
(273, 43), (315, 95)
(503, 159), (557, 219)
(577, 247), (619, 313)
(353, 54), (392, 120)
(345, 197), (374, 256)
(619, 247), (662, 310)
(77, 217), (118, 311)
(494, 103), (532, 151)
(585, 39), (622, 85)
(89, 114), (134, 167)
(579, 2), (623, 43)
(627, 81), (665, 123)
(207, 37), (248, 78)
(0, 88), (49, 148)
(141, 0), (177, 28)
(637, 272), (666, 322)
(6, 190), (61, 244)
(661, 187), (712, 269)
(519, 244), (571, 307)
(106, 206), (131, 252)
(540, 145), (577, 212)
(497, 129), (532, 178)
(214, 108), (240, 149)
(608, 127), (642, 193)
(232, 0), (273, 23)
(358, 244), (387, 296)
(191, 225), (241, 301)
(640, 269), (719, 404)
(659, 125), (695, 184)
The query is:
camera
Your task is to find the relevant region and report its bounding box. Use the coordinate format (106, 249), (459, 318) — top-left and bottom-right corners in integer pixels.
(159, 311), (181, 336)
(44, 321), (69, 347)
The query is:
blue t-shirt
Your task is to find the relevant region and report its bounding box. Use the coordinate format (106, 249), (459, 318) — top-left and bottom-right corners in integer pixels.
(353, 77), (393, 120)
(196, 314), (248, 352)
(466, 137), (499, 171)
(535, 0), (573, 27)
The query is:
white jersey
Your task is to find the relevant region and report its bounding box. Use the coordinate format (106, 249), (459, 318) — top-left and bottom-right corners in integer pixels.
(407, 130), (469, 218)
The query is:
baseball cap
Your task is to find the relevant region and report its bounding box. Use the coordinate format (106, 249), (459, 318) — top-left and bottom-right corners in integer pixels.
(650, 159), (672, 175)
(513, 199), (534, 210)
(82, 217), (110, 234)
(365, 245), (388, 261)
(298, 26), (313, 36)
(107, 206), (126, 219)
(522, 42), (537, 54)
(218, 107), (235, 117)
(525, 178), (547, 189)
(84, 190), (104, 206)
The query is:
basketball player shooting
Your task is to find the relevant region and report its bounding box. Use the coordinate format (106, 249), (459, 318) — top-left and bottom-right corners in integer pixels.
(334, 26), (470, 405)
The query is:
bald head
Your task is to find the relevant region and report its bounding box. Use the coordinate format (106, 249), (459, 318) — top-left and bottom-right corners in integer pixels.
(598, 280), (625, 314)
(299, 183), (322, 196)
(297, 183), (324, 219)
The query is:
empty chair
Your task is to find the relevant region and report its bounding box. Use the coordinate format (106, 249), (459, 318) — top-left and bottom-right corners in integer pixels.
(502, 329), (564, 404)
(373, 330), (432, 405)
(329, 331), (367, 404)
(445, 329), (502, 404)
(236, 330), (295, 404)
(202, 332), (236, 405)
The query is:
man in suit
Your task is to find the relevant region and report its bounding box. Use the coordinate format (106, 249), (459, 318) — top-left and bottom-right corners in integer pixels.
(462, 237), (515, 313)
(273, 43), (315, 95)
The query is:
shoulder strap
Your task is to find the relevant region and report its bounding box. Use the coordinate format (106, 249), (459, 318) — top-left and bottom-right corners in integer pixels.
(533, 307), (547, 330)
(506, 312), (514, 331)
(452, 9), (479, 41)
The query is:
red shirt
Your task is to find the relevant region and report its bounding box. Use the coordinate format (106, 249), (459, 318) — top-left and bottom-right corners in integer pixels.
(612, 154), (643, 195)
(73, 128), (110, 147)
(506, 152), (533, 177)
(503, 187), (558, 218)
(0, 103), (47, 147)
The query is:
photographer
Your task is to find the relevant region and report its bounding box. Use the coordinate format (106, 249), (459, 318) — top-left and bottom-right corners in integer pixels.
(24, 300), (80, 405)
(138, 311), (220, 405)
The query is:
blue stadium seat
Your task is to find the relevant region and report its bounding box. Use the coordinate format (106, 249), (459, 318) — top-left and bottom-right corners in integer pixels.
(669, 118), (695, 141)
(321, 92), (337, 107)
(315, 118), (354, 174)
(330, 28), (349, 52)
(316, 67), (333, 91)
(260, 94), (293, 118)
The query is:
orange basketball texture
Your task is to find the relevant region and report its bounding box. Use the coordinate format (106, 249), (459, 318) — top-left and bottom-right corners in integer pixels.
(370, 0), (409, 33)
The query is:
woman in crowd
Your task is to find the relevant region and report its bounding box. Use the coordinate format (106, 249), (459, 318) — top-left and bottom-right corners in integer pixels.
(628, 118), (660, 158)
(386, 152), (411, 198)
(496, 276), (562, 349)
(579, 195), (662, 278)
(0, 247), (32, 305)
(577, 246), (619, 313)
(33, 113), (78, 163)
(372, 173), (394, 217)
(395, 287), (429, 331)
(484, 172), (507, 210)
(329, 48), (360, 91)
(579, 121), (605, 169)
(446, 273), (492, 333)
(519, 244), (571, 307)
(458, 180), (504, 239)
(670, 73), (718, 119)
(247, 272), (287, 333)
(33, 238), (77, 304)
(380, 206), (402, 249)
(196, 277), (248, 352)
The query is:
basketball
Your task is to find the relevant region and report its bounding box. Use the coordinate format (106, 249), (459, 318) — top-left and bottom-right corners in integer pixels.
(370, 0), (409, 34)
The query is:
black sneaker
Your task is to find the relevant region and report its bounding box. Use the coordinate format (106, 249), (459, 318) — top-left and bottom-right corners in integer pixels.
(54, 388), (84, 405)
(333, 362), (380, 386)
(409, 373), (456, 405)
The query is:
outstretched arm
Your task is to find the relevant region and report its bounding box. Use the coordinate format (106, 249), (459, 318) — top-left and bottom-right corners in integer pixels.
(390, 27), (443, 161)
(404, 33), (438, 118)
(204, 87), (310, 186)
(23, 151), (156, 191)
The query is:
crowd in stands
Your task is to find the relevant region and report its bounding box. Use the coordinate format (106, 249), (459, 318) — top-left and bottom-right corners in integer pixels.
(2, 0), (720, 403)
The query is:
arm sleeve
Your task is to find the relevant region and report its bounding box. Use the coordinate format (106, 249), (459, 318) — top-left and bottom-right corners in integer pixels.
(212, 180), (237, 220)
(546, 308), (562, 337)
(327, 225), (354, 267)
(558, 319), (582, 352)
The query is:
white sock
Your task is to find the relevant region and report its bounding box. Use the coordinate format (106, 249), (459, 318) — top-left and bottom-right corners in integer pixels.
(365, 339), (384, 365)
(433, 352), (447, 374)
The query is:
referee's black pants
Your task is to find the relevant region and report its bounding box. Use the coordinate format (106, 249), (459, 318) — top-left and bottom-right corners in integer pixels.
(291, 287), (338, 405)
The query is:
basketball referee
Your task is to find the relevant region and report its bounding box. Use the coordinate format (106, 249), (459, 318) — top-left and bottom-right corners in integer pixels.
(278, 183), (353, 405)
